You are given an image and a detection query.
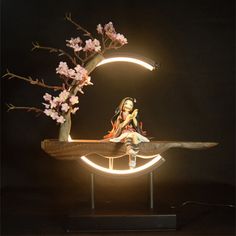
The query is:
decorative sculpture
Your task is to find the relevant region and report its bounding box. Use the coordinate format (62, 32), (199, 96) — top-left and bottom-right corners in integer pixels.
(104, 97), (149, 169)
(3, 15), (219, 230)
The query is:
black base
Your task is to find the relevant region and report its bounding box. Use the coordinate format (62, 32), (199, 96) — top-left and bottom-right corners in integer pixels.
(65, 210), (177, 232)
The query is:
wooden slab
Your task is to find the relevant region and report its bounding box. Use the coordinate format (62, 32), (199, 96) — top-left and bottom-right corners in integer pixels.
(41, 139), (218, 160)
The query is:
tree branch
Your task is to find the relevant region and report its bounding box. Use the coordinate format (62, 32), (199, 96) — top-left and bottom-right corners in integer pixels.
(73, 51), (85, 65)
(83, 52), (98, 63)
(2, 70), (63, 91)
(64, 13), (94, 39)
(32, 42), (77, 65)
(6, 104), (43, 116)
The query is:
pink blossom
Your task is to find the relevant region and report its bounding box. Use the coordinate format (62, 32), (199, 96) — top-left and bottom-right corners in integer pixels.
(70, 95), (79, 105)
(115, 33), (128, 45)
(73, 65), (88, 81)
(67, 69), (76, 78)
(103, 22), (128, 45)
(44, 109), (58, 120)
(83, 39), (101, 52)
(43, 93), (52, 101)
(50, 98), (58, 108)
(84, 76), (93, 86)
(97, 24), (103, 34)
(73, 73), (81, 81)
(104, 22), (116, 35)
(44, 109), (53, 116)
(56, 115), (66, 124)
(56, 61), (90, 82)
(83, 39), (93, 51)
(66, 37), (83, 52)
(51, 111), (59, 120)
(107, 32), (117, 41)
(74, 64), (85, 73)
(54, 97), (61, 103)
(59, 90), (70, 102)
(71, 107), (79, 114)
(61, 103), (70, 112)
(93, 39), (101, 52)
(56, 62), (69, 76)
(104, 22), (118, 41)
(42, 103), (50, 109)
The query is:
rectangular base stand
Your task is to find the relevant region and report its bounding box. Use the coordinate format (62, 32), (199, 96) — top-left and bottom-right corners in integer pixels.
(65, 172), (176, 232)
(66, 211), (176, 232)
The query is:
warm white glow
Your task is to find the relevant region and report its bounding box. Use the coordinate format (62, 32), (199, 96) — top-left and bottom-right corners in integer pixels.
(68, 135), (73, 142)
(96, 57), (155, 71)
(80, 154), (163, 175)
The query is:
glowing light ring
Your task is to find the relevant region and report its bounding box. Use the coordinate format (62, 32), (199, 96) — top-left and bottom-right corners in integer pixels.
(74, 54), (159, 176)
(96, 57), (155, 71)
(80, 154), (165, 176)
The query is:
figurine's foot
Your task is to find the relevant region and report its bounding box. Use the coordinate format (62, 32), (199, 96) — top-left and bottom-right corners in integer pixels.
(129, 160), (136, 169)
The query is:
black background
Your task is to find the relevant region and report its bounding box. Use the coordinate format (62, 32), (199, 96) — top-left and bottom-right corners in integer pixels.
(1, 0), (235, 228)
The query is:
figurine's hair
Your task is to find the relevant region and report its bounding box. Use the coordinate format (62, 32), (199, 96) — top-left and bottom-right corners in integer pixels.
(115, 97), (136, 115)
(111, 97), (137, 128)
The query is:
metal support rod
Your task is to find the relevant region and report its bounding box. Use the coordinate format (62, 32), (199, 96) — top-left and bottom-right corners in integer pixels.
(150, 171), (154, 209)
(91, 173), (95, 210)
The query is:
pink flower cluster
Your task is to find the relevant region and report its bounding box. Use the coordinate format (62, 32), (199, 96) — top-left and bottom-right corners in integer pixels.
(66, 37), (83, 52)
(97, 22), (128, 45)
(43, 90), (79, 123)
(66, 37), (101, 53)
(56, 62), (92, 87)
(83, 39), (101, 52)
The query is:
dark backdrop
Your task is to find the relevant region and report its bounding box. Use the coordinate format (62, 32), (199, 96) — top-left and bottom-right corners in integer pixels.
(1, 0), (235, 212)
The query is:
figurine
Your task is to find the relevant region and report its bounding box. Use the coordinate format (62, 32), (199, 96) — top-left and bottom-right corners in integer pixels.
(104, 97), (149, 168)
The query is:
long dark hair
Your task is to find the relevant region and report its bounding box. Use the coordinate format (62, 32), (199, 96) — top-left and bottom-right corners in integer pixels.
(111, 97), (136, 123)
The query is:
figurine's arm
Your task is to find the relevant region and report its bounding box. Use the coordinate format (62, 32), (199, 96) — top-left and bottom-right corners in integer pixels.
(120, 109), (138, 128)
(132, 109), (138, 127)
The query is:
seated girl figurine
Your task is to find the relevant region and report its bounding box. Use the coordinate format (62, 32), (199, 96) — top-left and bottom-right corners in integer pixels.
(104, 97), (149, 168)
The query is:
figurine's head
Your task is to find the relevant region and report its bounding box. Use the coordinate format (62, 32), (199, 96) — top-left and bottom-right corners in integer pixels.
(118, 97), (136, 113)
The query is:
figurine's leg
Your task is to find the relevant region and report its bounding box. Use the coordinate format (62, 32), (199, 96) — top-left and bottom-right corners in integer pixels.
(125, 136), (139, 169)
(132, 134), (139, 145)
(129, 153), (137, 169)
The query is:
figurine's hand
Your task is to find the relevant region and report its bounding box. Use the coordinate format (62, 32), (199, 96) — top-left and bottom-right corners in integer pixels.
(127, 114), (133, 120)
(131, 109), (138, 119)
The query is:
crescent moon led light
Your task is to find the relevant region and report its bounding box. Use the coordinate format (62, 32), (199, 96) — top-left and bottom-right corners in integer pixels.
(96, 56), (156, 71)
(80, 154), (165, 177)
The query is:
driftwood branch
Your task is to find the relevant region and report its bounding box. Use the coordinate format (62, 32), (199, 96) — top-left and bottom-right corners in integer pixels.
(7, 104), (43, 116)
(64, 13), (94, 39)
(32, 42), (77, 65)
(2, 70), (63, 91)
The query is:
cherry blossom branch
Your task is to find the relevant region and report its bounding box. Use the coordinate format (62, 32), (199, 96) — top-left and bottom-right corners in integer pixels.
(65, 13), (94, 39)
(32, 42), (78, 65)
(2, 70), (63, 91)
(6, 104), (43, 116)
(73, 51), (85, 65)
(102, 42), (123, 53)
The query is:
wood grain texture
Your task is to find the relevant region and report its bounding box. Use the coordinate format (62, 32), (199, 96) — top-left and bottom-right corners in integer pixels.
(41, 139), (218, 160)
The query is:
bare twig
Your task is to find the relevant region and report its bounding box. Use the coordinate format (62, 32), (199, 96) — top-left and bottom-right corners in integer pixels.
(32, 42), (77, 65)
(6, 104), (43, 116)
(64, 13), (94, 39)
(102, 35), (106, 50)
(73, 51), (85, 65)
(2, 70), (63, 91)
